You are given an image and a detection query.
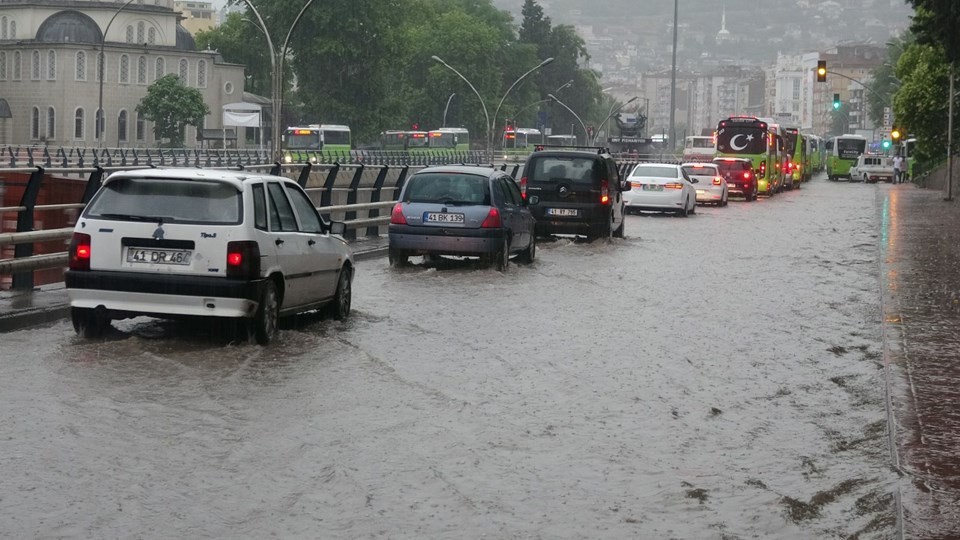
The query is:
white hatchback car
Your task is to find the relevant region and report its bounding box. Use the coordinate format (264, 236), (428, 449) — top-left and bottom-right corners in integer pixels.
(680, 162), (728, 206)
(623, 163), (698, 216)
(65, 168), (354, 344)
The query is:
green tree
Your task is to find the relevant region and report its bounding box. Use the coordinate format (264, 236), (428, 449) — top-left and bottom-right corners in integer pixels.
(867, 33), (911, 127)
(894, 43), (958, 163)
(907, 1), (960, 64)
(195, 12), (272, 97)
(137, 74), (210, 147)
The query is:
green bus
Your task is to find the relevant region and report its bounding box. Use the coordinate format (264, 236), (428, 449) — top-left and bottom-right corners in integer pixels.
(282, 124), (352, 163)
(782, 127), (805, 187)
(825, 134), (867, 180)
(380, 130), (407, 151)
(903, 137), (917, 182)
(502, 127), (542, 162)
(715, 116), (781, 195)
(806, 134), (823, 175)
(428, 128), (470, 152)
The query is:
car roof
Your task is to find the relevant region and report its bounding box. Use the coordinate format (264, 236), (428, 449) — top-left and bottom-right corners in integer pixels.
(713, 157), (752, 163)
(527, 150), (610, 159)
(414, 165), (500, 178)
(104, 167), (292, 191)
(634, 162), (681, 168)
(680, 162), (718, 168)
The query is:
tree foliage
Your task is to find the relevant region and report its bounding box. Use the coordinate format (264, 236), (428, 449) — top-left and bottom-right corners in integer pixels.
(867, 33), (910, 127)
(906, 1), (960, 65)
(137, 74), (210, 147)
(894, 43), (959, 163)
(195, 13), (272, 97)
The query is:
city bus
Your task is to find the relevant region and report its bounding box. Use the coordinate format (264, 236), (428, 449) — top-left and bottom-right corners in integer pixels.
(428, 127), (470, 152)
(782, 127), (805, 187)
(806, 134), (823, 175)
(380, 130), (407, 151)
(903, 137), (917, 182)
(405, 130), (430, 155)
(715, 116), (781, 195)
(545, 134), (577, 147)
(502, 127), (542, 162)
(281, 124), (352, 162)
(825, 134), (867, 180)
(681, 135), (715, 162)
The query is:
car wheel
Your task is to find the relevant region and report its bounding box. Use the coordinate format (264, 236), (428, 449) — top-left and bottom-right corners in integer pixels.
(71, 307), (107, 338)
(678, 203), (689, 217)
(689, 198), (696, 214)
(324, 266), (352, 320)
(518, 234), (537, 264)
(388, 248), (408, 267)
(612, 218), (625, 238)
(254, 280), (279, 345)
(493, 240), (510, 272)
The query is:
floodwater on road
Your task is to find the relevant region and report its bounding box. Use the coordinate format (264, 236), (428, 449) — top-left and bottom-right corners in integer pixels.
(0, 175), (900, 538)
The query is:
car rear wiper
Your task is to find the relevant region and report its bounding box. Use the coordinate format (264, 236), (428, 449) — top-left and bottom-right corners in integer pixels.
(97, 213), (175, 223)
(440, 199), (475, 206)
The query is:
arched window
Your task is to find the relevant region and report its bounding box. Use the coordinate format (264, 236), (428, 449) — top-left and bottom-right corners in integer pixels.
(119, 54), (129, 83)
(31, 50), (40, 80)
(12, 51), (21, 80)
(136, 22), (145, 44)
(0, 52), (6, 80)
(95, 108), (104, 139)
(154, 56), (164, 80)
(137, 56), (146, 84)
(74, 108), (84, 139)
(47, 50), (56, 80)
(147, 27), (156, 45)
(178, 58), (188, 83)
(47, 107), (55, 140)
(125, 25), (134, 43)
(31, 106), (40, 139)
(2, 16), (7, 40)
(9, 20), (15, 39)
(135, 112), (145, 141)
(118, 110), (128, 142)
(75, 51), (86, 80)
(197, 59), (206, 88)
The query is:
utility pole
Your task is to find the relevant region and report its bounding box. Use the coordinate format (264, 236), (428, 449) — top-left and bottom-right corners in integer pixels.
(947, 62), (954, 201)
(668, 0), (678, 150)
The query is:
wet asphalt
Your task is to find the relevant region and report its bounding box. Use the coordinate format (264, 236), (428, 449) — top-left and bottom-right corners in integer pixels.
(0, 174), (932, 538)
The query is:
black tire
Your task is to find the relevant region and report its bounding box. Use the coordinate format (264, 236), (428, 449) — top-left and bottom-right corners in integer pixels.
(518, 234), (537, 264)
(678, 203), (689, 217)
(612, 218), (625, 238)
(388, 248), (408, 267)
(71, 307), (107, 338)
(493, 240), (510, 272)
(689, 199), (696, 215)
(254, 280), (279, 345)
(324, 266), (353, 320)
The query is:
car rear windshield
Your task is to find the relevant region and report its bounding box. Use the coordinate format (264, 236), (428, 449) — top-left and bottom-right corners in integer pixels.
(714, 160), (751, 173)
(682, 165), (717, 176)
(403, 173), (491, 205)
(527, 157), (600, 184)
(85, 177), (241, 224)
(631, 166), (678, 178)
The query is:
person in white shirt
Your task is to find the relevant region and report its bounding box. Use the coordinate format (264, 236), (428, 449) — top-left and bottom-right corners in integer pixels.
(893, 154), (905, 184)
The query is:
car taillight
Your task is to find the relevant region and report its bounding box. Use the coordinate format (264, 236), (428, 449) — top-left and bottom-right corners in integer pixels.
(713, 177), (722, 186)
(226, 241), (261, 279)
(390, 203), (407, 225)
(68, 232), (91, 271)
(600, 179), (610, 204)
(520, 176), (527, 200)
(795, 163), (801, 171)
(665, 183), (684, 189)
(759, 162), (766, 176)
(743, 171), (752, 179)
(481, 207), (501, 228)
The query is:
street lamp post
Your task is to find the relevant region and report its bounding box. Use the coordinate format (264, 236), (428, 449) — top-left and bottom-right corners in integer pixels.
(442, 93), (456, 127)
(547, 93), (588, 144)
(431, 55), (490, 157)
(669, 0), (679, 149)
(554, 79), (574, 94)
(97, 0), (138, 150)
(491, 57), (553, 154)
(593, 96), (639, 144)
(243, 0), (316, 161)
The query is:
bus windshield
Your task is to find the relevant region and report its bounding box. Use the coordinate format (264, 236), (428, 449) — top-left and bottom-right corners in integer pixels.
(686, 137), (713, 149)
(430, 132), (457, 148)
(783, 130), (799, 154)
(406, 132), (429, 148)
(837, 138), (866, 159)
(284, 130), (321, 149)
(716, 126), (766, 155)
(503, 132), (527, 148)
(324, 129), (351, 146)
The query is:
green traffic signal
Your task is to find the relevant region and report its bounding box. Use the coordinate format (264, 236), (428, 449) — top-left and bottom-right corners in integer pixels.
(832, 93), (841, 110)
(882, 140), (891, 149)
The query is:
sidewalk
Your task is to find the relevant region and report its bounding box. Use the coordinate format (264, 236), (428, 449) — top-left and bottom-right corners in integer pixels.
(879, 184), (960, 538)
(0, 235), (388, 333)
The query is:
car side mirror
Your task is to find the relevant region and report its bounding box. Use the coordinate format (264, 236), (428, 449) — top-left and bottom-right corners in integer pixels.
(690, 178), (699, 184)
(328, 221), (346, 236)
(528, 195), (540, 205)
(621, 181), (632, 191)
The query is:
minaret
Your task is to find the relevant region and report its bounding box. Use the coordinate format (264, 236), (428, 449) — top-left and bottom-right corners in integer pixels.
(717, 4), (731, 42)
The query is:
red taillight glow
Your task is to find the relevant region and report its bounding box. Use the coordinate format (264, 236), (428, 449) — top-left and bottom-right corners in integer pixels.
(69, 232), (91, 271)
(481, 207), (502, 228)
(520, 176), (528, 200)
(665, 183), (684, 189)
(600, 179), (610, 204)
(743, 171), (752, 179)
(226, 241), (261, 279)
(390, 203), (407, 225)
(227, 252), (243, 266)
(713, 177), (722, 185)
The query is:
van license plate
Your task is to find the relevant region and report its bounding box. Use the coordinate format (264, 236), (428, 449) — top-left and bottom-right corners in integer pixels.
(424, 212), (464, 224)
(546, 208), (578, 217)
(126, 248), (192, 265)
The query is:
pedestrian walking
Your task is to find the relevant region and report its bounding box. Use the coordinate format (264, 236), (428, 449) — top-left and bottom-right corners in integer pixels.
(893, 154), (906, 184)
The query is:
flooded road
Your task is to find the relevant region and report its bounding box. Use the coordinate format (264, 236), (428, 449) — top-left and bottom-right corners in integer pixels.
(1, 175), (901, 538)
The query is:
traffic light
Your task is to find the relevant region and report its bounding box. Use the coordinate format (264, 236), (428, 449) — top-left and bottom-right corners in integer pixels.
(412, 122), (419, 130)
(816, 60), (827, 83)
(833, 93), (841, 110)
(891, 127), (902, 142)
(882, 140), (891, 149)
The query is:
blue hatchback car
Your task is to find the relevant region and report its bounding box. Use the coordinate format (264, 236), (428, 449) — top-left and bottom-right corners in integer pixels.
(388, 166), (536, 271)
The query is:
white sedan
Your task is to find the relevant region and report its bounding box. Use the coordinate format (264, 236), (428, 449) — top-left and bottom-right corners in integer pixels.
(623, 163), (698, 216)
(681, 162), (728, 206)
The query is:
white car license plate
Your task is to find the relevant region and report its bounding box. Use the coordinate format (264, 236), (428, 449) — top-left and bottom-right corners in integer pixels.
(126, 248), (192, 265)
(642, 184), (663, 191)
(546, 208), (578, 217)
(696, 189), (706, 194)
(424, 212), (465, 224)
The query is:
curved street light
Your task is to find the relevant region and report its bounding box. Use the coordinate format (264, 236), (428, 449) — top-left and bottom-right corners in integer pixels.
(243, 0), (316, 160)
(97, 0), (138, 149)
(491, 57), (554, 150)
(554, 79), (574, 94)
(431, 55), (490, 155)
(548, 93), (588, 144)
(442, 93), (456, 127)
(593, 96), (639, 144)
